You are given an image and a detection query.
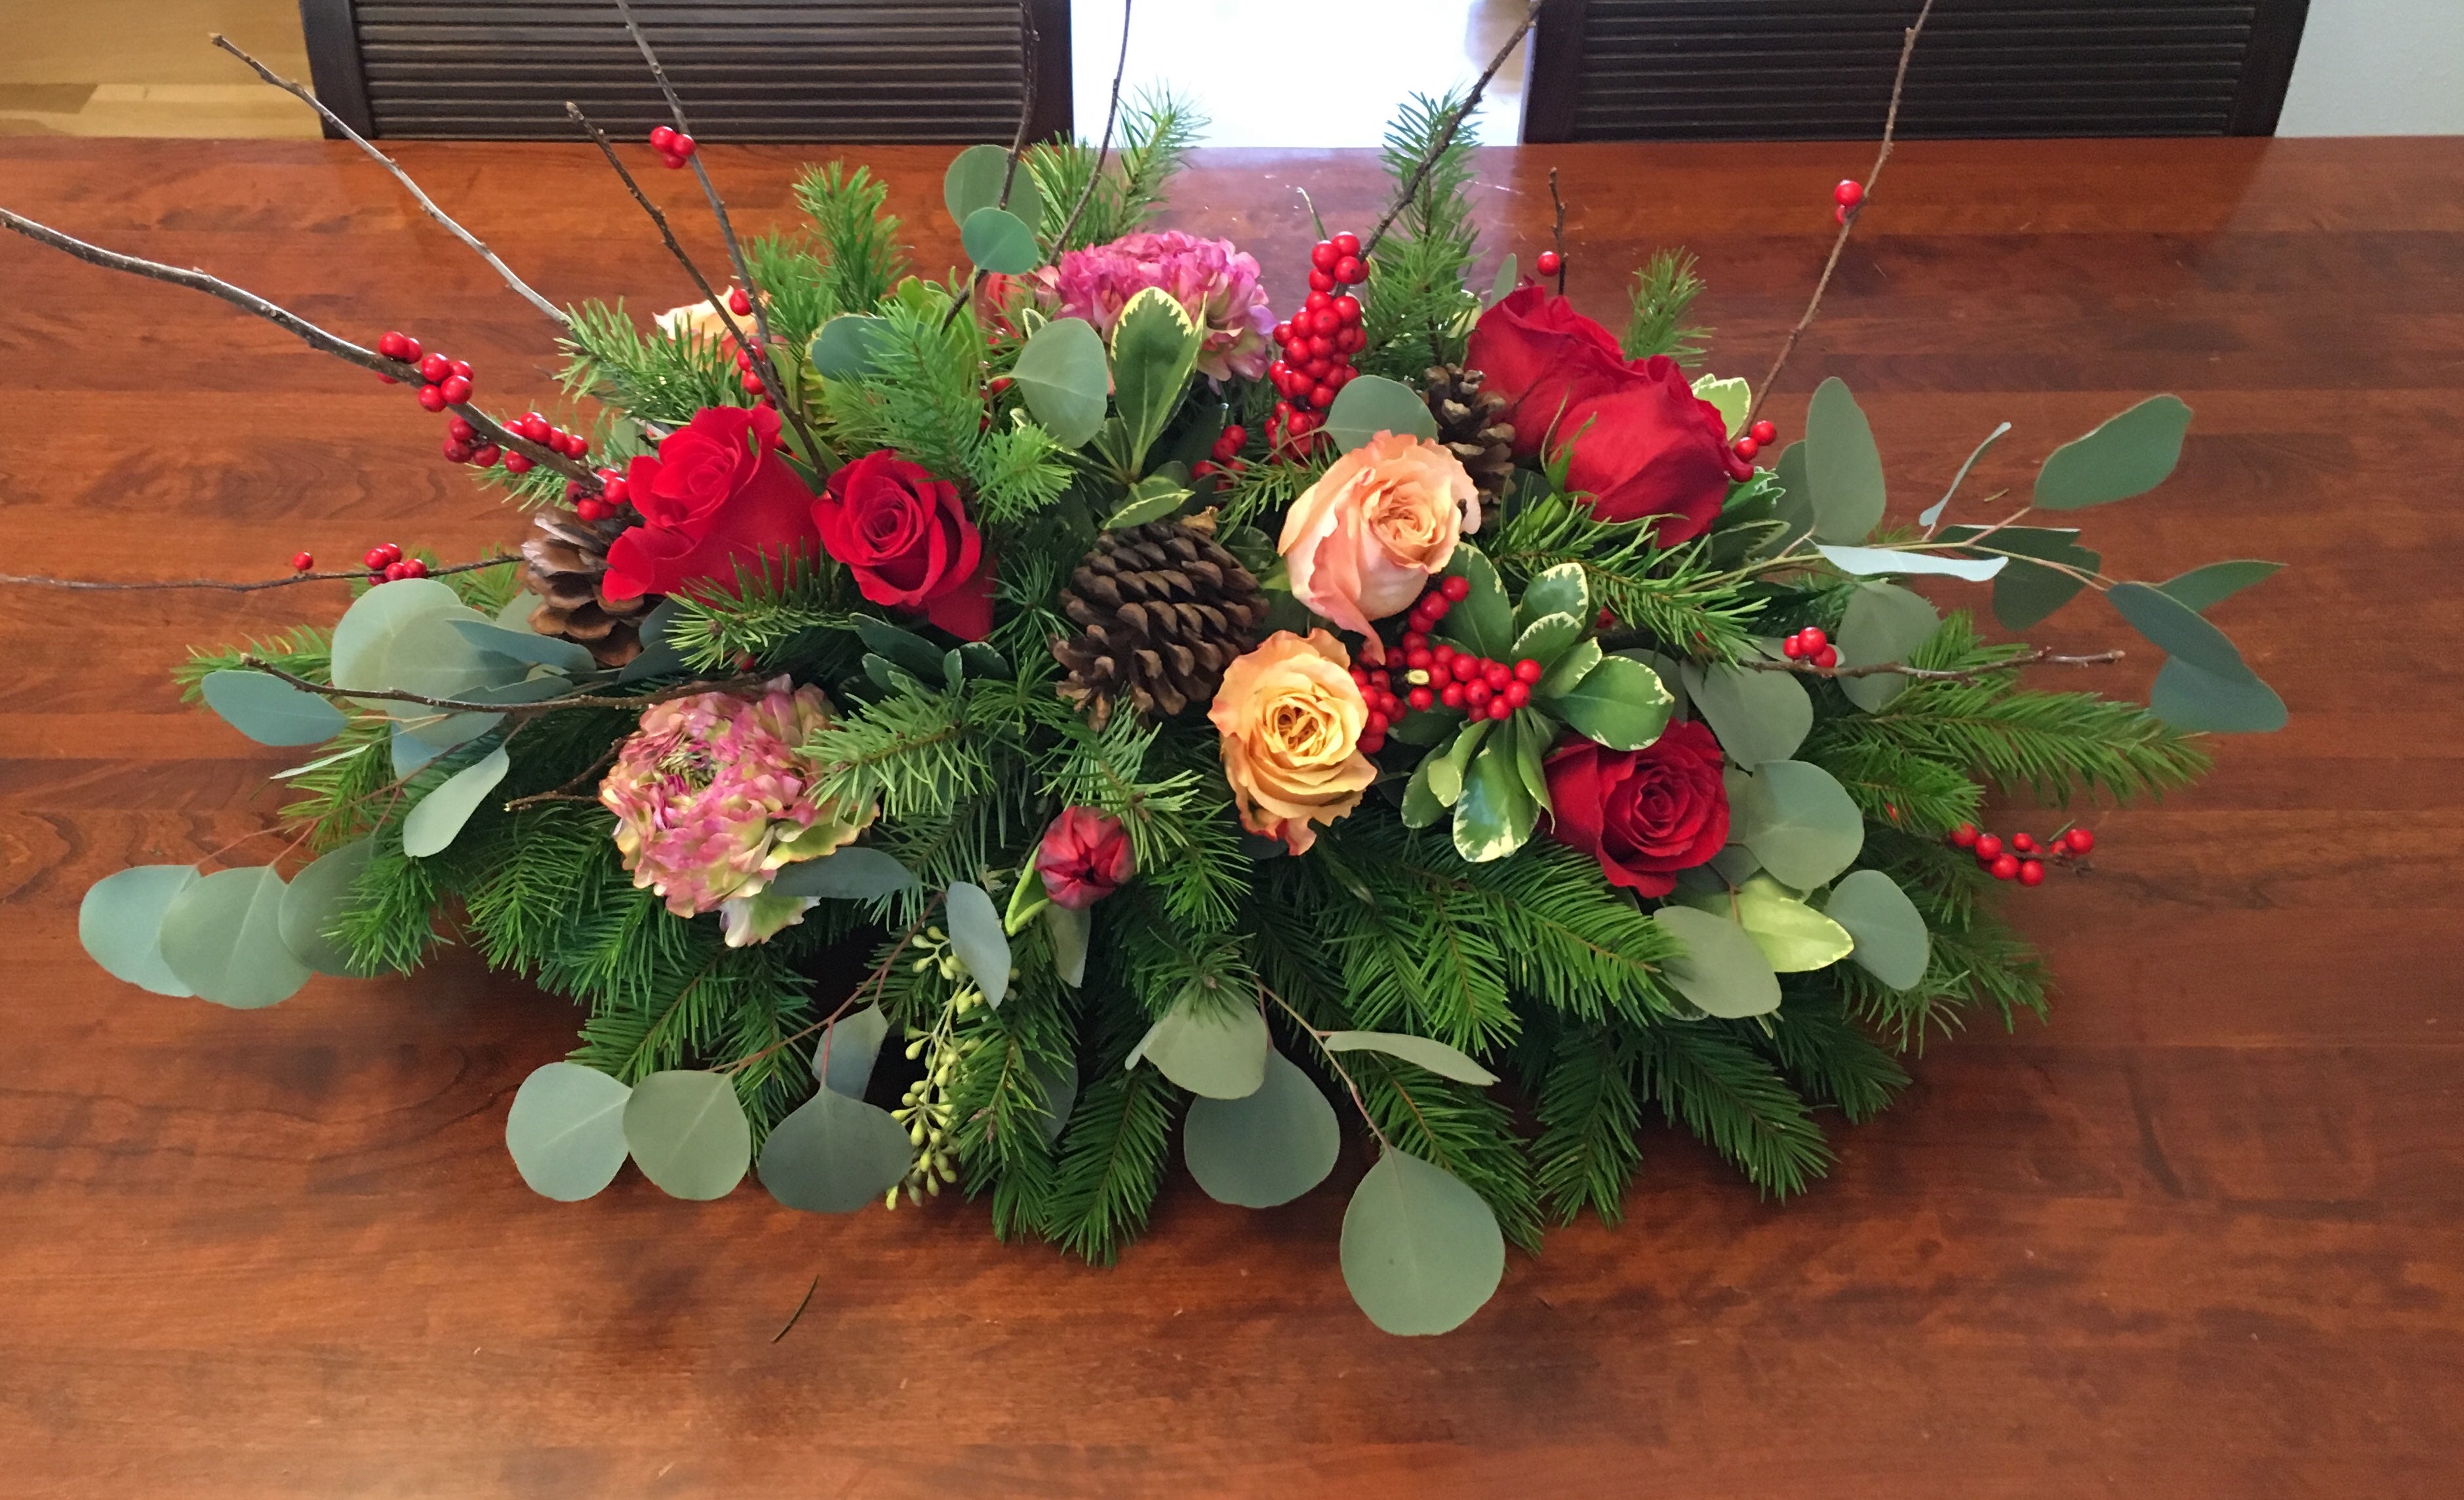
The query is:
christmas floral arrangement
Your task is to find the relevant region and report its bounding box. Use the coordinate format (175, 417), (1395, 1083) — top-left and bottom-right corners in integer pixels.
(11, 20), (2288, 1336)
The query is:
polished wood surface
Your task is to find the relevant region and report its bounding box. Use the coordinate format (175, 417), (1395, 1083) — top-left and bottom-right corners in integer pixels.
(3, 136), (2459, 1498)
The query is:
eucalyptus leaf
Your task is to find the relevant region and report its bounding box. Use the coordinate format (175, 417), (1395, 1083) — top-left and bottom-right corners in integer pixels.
(445, 619), (594, 675)
(1184, 1049), (1341, 1208)
(1010, 315), (1109, 447)
(815, 1002), (890, 1100)
(1682, 661), (1810, 765)
(1804, 376), (1887, 543)
(622, 1070), (751, 1200)
(960, 205), (1041, 274)
(1323, 374), (1439, 450)
(809, 314), (888, 380)
(1821, 869), (1931, 990)
(1486, 253), (1519, 305)
(1044, 902), (1090, 986)
(504, 1062), (632, 1202)
(1939, 525), (2099, 632)
(941, 141), (1041, 229)
(401, 746), (510, 859)
(1736, 760), (1865, 890)
(1816, 544), (2005, 582)
(944, 880), (1011, 1007)
(1732, 874), (1856, 972)
(758, 1084), (912, 1213)
(2160, 559), (2284, 613)
(618, 598), (688, 683)
(2035, 394), (2192, 510)
(1838, 581), (1941, 712)
(1129, 994), (1270, 1099)
(1545, 653), (1673, 752)
(1515, 561), (1589, 631)
(1434, 546), (1514, 660)
(1341, 1148), (1505, 1336)
(1028, 1051), (1079, 1145)
(2149, 655), (2288, 733)
(391, 712), (500, 777)
(157, 865), (310, 1009)
(1109, 287), (1202, 472)
(1922, 420), (2011, 529)
(1651, 904), (1781, 1018)
(79, 864), (198, 996)
(2107, 582), (2255, 679)
(1769, 440), (1814, 554)
(768, 845), (918, 901)
(277, 837), (376, 977)
(1322, 1030), (1498, 1086)
(1452, 736), (1538, 862)
(199, 670), (348, 746)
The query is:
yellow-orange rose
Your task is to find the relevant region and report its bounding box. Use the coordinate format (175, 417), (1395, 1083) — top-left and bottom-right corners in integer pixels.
(1278, 432), (1480, 660)
(1208, 629), (1378, 855)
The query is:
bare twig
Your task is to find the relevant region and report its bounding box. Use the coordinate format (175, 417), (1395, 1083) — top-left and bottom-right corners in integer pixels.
(500, 736), (624, 812)
(239, 656), (761, 717)
(565, 104), (766, 370)
(770, 1276), (820, 1343)
(1049, 0), (1135, 256)
(1258, 982), (1391, 1152)
(1547, 166), (1568, 294)
(0, 206), (599, 487)
(1749, 0), (1936, 425)
(0, 557), (510, 593)
(1743, 645), (2122, 684)
(1361, 1), (1542, 262)
(210, 33), (566, 327)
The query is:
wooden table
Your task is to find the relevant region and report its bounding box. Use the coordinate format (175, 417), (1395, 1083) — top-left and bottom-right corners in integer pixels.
(2, 136), (2457, 1498)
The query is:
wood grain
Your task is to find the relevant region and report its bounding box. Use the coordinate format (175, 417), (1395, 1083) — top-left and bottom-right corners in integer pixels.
(2, 136), (2459, 1499)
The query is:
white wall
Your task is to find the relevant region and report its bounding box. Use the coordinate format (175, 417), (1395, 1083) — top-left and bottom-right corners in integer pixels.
(2277, 0), (2464, 135)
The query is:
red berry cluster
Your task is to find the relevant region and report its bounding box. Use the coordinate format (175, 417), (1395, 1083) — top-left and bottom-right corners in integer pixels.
(1419, 639), (1541, 723)
(648, 125), (698, 170)
(1833, 179), (1865, 226)
(1732, 416), (1779, 468)
(1780, 624), (1838, 670)
(574, 467), (635, 524)
(1949, 822), (2095, 887)
(492, 411), (589, 477)
(377, 331), (475, 412)
(360, 542), (429, 585)
(1347, 661), (1402, 756)
(1267, 231), (1368, 456)
(1192, 423), (1248, 481)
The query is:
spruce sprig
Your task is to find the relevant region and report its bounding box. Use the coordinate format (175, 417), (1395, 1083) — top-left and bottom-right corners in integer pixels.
(1623, 249), (1710, 365)
(1490, 495), (1765, 662)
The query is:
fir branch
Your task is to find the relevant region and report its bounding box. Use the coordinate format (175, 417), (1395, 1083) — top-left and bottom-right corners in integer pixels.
(1040, 999), (1176, 1263)
(174, 626), (331, 698)
(1622, 249), (1709, 365)
(1490, 497), (1763, 662)
(1534, 1026), (1644, 1225)
(559, 300), (741, 426)
(666, 554), (857, 673)
(1637, 1023), (1833, 1197)
(1351, 1051), (1543, 1251)
(970, 417), (1075, 523)
(820, 294), (987, 484)
(1749, 998), (1909, 1123)
(1361, 4), (1540, 260)
(793, 163), (907, 312)
(1310, 837), (1517, 1053)
(802, 685), (989, 821)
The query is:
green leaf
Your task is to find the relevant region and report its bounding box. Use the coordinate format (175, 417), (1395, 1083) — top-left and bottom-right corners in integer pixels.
(1816, 544), (2005, 582)
(1435, 546), (1514, 661)
(199, 669), (348, 746)
(444, 619), (594, 675)
(1837, 581), (1940, 712)
(1010, 315), (1109, 447)
(1508, 609), (1585, 668)
(1486, 253), (1519, 306)
(769, 845), (919, 901)
(1452, 737), (1538, 862)
(1425, 718), (1492, 807)
(1942, 525), (2099, 632)
(2034, 394), (2192, 510)
(157, 865), (310, 1009)
(1821, 870), (1930, 990)
(1690, 374), (1751, 439)
(1109, 286), (1203, 472)
(618, 598), (688, 683)
(1028, 1051), (1079, 1146)
(504, 1062), (632, 1202)
(1545, 653), (1674, 752)
(1920, 420), (2010, 529)
(2149, 656), (2288, 733)
(1731, 874), (1856, 972)
(1515, 561), (1589, 631)
(2160, 559), (2283, 613)
(944, 880), (1012, 1007)
(1804, 376), (1887, 543)
(622, 1070), (751, 1200)
(277, 837), (376, 977)
(1128, 994), (1271, 1099)
(1045, 902), (1090, 987)
(1650, 904), (1781, 1019)
(1104, 473), (1191, 529)
(1536, 638), (1603, 700)
(79, 864), (198, 997)
(1322, 1030), (1499, 1086)
(330, 578), (521, 715)
(1183, 1049), (1340, 1208)
(1735, 760), (1865, 890)
(1341, 1148), (1506, 1336)
(758, 1083), (913, 1213)
(1682, 662), (1810, 764)
(1770, 440), (1814, 553)
(942, 142), (1042, 230)
(1511, 709), (1553, 814)
(1401, 756), (1446, 828)
(1323, 374), (1439, 451)
(961, 205), (1041, 274)
(2107, 581), (2255, 680)
(809, 313), (888, 380)
(401, 745), (510, 859)
(815, 1002), (890, 1099)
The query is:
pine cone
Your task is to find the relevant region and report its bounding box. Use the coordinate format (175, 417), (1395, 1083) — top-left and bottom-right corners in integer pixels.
(1052, 517), (1269, 722)
(519, 508), (658, 668)
(1425, 363), (1517, 497)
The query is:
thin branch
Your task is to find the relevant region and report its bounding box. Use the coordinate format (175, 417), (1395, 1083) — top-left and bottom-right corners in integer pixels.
(500, 736), (624, 812)
(1258, 982), (1391, 1152)
(1547, 166), (1568, 294)
(0, 556), (510, 593)
(1361, 1), (1542, 262)
(210, 33), (566, 327)
(1049, 0), (1134, 255)
(1743, 645), (2122, 683)
(239, 656), (761, 717)
(0, 206), (598, 487)
(1749, 0), (1936, 425)
(564, 104), (765, 370)
(770, 1276), (820, 1343)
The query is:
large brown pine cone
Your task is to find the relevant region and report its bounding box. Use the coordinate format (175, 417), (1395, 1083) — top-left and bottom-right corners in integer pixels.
(1052, 517), (1269, 722)
(519, 509), (658, 668)
(1425, 363), (1517, 497)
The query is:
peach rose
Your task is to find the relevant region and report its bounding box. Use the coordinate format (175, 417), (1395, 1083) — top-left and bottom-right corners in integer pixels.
(1208, 629), (1378, 855)
(1278, 432), (1481, 661)
(655, 293), (765, 346)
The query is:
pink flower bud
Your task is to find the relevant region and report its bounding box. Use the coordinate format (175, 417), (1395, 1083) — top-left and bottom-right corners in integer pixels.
(1035, 806), (1134, 909)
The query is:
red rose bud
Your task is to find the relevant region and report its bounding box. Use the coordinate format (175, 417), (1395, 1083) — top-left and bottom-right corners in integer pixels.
(1036, 806), (1134, 910)
(1542, 721), (1730, 897)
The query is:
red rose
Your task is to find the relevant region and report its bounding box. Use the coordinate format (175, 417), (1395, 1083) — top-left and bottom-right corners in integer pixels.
(812, 451), (991, 639)
(1466, 287), (1736, 546)
(1035, 805), (1134, 909)
(1542, 720), (1730, 897)
(603, 404), (820, 600)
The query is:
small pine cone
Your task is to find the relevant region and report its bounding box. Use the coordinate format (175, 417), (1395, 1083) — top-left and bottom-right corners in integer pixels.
(519, 508), (658, 668)
(1425, 363), (1517, 497)
(1052, 518), (1269, 722)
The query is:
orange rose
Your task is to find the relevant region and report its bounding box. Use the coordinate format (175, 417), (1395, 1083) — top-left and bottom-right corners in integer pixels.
(1278, 432), (1480, 660)
(1208, 629), (1378, 855)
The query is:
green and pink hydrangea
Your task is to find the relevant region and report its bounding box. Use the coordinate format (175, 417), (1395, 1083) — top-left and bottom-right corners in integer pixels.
(1034, 229), (1277, 382)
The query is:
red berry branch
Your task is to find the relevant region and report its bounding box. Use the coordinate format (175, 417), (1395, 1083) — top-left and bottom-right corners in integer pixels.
(0, 556), (511, 594)
(1744, 643), (2125, 683)
(1951, 821), (2095, 887)
(1267, 232), (1368, 456)
(1359, 1), (1543, 263)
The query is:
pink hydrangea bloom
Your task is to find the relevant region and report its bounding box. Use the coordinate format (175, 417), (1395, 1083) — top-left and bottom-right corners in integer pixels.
(599, 677), (872, 946)
(1037, 230), (1277, 382)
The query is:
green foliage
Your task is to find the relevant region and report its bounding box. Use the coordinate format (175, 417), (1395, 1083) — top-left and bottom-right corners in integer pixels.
(277, 717), (395, 852)
(1036, 714), (1248, 932)
(1751, 997), (1909, 1122)
(1637, 1022), (1834, 1196)
(174, 625), (330, 700)
(1351, 1050), (1543, 1251)
(1025, 90), (1203, 253)
(1490, 495), (1764, 662)
(804, 680), (991, 821)
(1358, 91), (1482, 379)
(561, 300), (742, 426)
(792, 161), (907, 312)
(1842, 830), (2052, 1046)
(1534, 1026), (1644, 1225)
(820, 291), (985, 484)
(744, 233), (834, 350)
(949, 955), (1077, 1236)
(972, 416), (1076, 523)
(1623, 250), (1710, 366)
(1040, 995), (1178, 1263)
(667, 554), (858, 674)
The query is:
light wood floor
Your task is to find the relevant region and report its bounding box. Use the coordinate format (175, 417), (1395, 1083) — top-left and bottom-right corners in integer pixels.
(0, 0), (317, 138)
